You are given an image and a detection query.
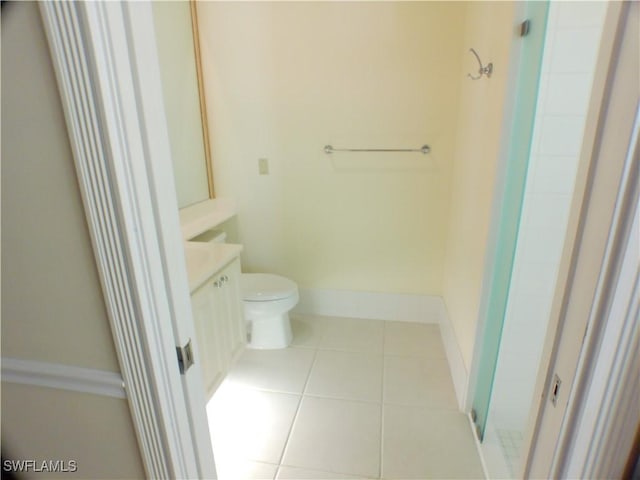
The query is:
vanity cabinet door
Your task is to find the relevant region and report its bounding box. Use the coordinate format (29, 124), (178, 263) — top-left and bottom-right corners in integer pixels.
(212, 271), (232, 372)
(190, 256), (246, 399)
(220, 258), (246, 361)
(212, 257), (245, 370)
(191, 281), (224, 397)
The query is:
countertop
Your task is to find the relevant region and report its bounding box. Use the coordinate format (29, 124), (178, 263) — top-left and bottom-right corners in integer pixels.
(179, 198), (236, 240)
(184, 241), (243, 293)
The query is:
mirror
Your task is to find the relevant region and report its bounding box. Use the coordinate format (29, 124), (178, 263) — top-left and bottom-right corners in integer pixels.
(152, 0), (214, 208)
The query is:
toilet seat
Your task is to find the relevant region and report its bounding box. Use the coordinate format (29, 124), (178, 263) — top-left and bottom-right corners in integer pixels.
(242, 273), (297, 301)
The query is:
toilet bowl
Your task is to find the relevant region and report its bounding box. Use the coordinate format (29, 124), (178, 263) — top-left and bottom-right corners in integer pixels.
(241, 273), (299, 349)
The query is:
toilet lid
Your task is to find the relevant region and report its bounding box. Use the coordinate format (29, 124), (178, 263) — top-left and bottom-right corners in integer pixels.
(241, 273), (298, 301)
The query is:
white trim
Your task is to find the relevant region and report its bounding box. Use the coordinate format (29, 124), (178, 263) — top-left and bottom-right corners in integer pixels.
(293, 288), (471, 412)
(468, 413), (491, 480)
(554, 103), (639, 479)
(439, 303), (469, 411)
(294, 288), (471, 412)
(1, 358), (126, 399)
(523, 3), (638, 474)
(478, 419), (513, 480)
(39, 2), (206, 478)
(124, 3), (217, 475)
(292, 288), (443, 323)
(566, 195), (639, 478)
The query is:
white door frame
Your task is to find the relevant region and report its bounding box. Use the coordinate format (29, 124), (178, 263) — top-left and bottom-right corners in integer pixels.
(522, 2), (639, 477)
(39, 2), (215, 478)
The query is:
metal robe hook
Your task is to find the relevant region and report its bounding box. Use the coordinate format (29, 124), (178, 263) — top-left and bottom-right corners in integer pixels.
(467, 48), (493, 80)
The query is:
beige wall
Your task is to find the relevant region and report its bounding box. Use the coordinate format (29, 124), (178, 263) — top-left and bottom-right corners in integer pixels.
(1, 3), (144, 476)
(442, 2), (517, 369)
(199, 2), (467, 294)
(2, 2), (119, 371)
(1, 384), (146, 479)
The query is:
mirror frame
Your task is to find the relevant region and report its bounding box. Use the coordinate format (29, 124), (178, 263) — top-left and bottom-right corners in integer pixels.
(189, 0), (215, 199)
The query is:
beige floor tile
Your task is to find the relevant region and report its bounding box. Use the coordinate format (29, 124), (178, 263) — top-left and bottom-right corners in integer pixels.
(208, 383), (300, 465)
(320, 317), (384, 353)
(209, 318), (486, 480)
(384, 355), (457, 409)
(276, 465), (367, 479)
(382, 405), (484, 479)
(290, 314), (330, 348)
(283, 396), (381, 478)
(227, 347), (316, 393)
(305, 350), (383, 402)
(384, 322), (446, 358)
(216, 459), (278, 480)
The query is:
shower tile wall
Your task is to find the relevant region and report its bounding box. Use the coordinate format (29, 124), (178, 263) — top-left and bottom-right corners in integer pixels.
(485, 0), (607, 472)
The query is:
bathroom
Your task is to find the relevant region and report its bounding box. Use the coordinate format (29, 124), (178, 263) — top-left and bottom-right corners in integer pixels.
(3, 0), (636, 477)
(153, 0), (609, 479)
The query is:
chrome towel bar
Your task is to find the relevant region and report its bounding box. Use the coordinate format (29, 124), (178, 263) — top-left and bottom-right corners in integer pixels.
(324, 144), (431, 155)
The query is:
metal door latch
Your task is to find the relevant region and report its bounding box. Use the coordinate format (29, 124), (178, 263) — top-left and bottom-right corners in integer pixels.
(551, 373), (562, 406)
(176, 339), (194, 374)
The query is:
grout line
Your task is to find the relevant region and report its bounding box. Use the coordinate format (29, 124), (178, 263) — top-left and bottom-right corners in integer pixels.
(381, 401), (460, 411)
(276, 336), (322, 468)
(382, 352), (449, 360)
(301, 392), (384, 406)
(278, 462), (379, 480)
(314, 346), (385, 355)
(229, 315), (465, 479)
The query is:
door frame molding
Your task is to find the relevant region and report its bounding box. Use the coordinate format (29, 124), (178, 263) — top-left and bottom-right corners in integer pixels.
(39, 2), (215, 477)
(522, 2), (639, 477)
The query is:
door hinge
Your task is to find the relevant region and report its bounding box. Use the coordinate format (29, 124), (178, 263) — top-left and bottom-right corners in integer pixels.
(176, 339), (195, 374)
(474, 422), (483, 442)
(470, 409), (483, 441)
(520, 20), (531, 37)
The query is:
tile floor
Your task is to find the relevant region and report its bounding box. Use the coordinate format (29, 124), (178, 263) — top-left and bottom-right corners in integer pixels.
(207, 314), (485, 480)
(497, 429), (524, 477)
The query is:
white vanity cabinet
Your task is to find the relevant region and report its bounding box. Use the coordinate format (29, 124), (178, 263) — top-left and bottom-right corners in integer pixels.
(186, 244), (246, 399)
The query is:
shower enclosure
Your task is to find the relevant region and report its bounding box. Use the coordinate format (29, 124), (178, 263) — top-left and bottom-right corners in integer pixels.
(471, 0), (549, 439)
(470, 1), (607, 477)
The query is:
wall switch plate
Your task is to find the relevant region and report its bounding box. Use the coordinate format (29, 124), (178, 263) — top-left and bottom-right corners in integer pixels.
(258, 158), (269, 175)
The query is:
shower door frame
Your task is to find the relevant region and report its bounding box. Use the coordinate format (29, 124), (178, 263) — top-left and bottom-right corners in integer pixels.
(465, 0), (550, 435)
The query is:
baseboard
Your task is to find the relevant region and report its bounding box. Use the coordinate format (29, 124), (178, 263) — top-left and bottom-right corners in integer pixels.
(292, 288), (442, 323)
(477, 417), (513, 479)
(439, 302), (469, 411)
(1, 357), (126, 399)
(468, 413), (491, 480)
(293, 288), (470, 412)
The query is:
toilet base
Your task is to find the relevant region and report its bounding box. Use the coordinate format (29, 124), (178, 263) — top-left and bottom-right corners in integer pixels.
(247, 312), (293, 349)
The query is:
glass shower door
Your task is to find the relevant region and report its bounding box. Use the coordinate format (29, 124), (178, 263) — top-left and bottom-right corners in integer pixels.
(471, 0), (549, 440)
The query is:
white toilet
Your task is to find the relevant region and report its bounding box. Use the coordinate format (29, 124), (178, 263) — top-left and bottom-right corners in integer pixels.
(241, 273), (299, 349)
